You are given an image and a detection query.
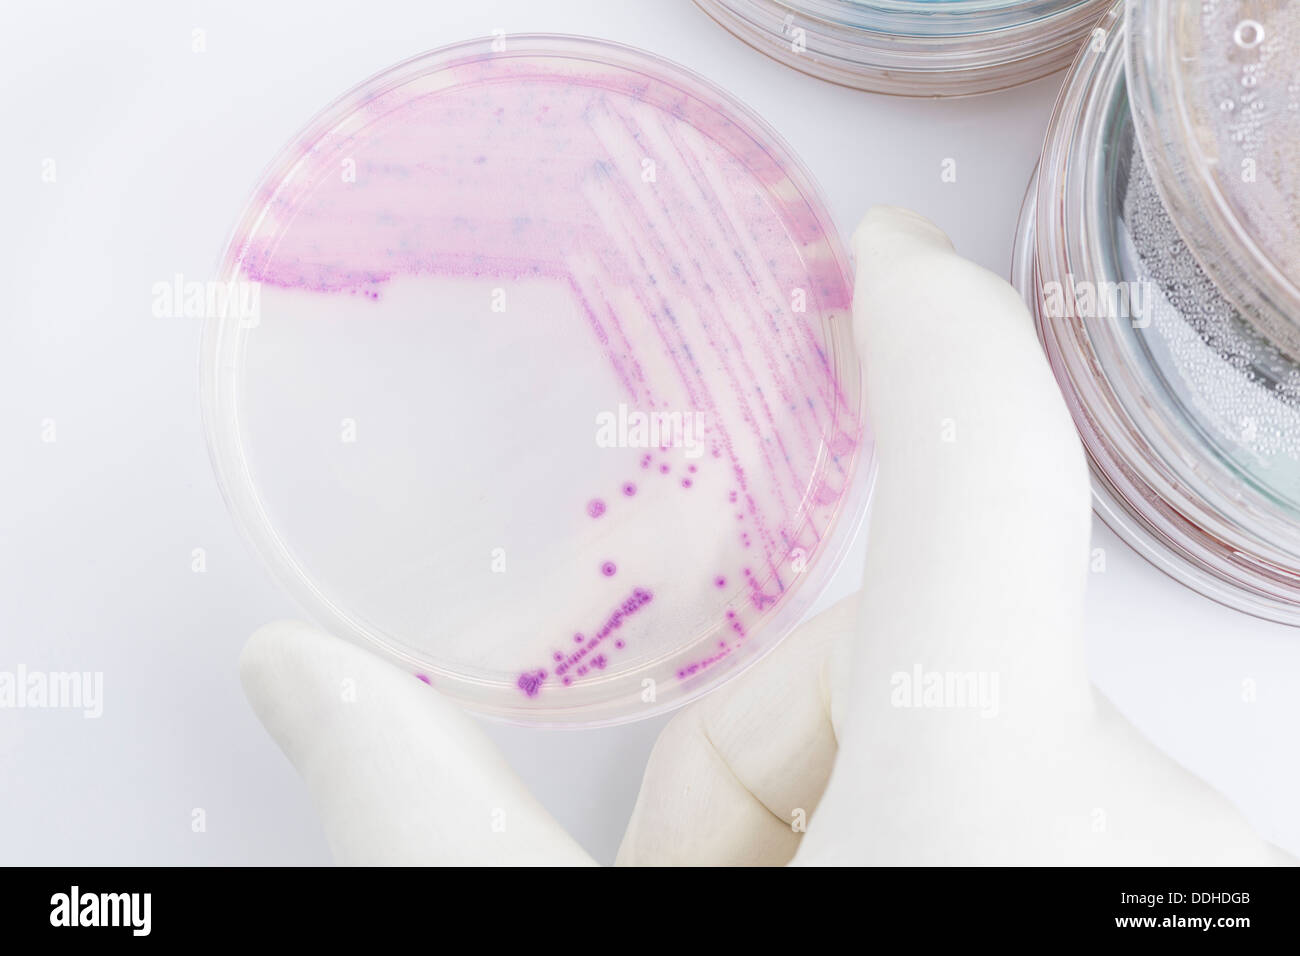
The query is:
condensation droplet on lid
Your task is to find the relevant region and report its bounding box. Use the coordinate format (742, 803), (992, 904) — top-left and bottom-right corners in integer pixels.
(1234, 19), (1265, 50)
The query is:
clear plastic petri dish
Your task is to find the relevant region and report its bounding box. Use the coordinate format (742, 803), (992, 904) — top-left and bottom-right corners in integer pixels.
(693, 0), (1112, 97)
(201, 35), (874, 726)
(1012, 2), (1300, 624)
(1128, 0), (1300, 361)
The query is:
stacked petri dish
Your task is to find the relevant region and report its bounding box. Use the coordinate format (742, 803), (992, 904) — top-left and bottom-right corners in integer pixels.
(693, 0), (1112, 96)
(202, 36), (874, 725)
(1013, 0), (1300, 624)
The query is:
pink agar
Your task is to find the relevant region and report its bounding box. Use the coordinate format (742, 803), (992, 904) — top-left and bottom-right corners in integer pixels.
(230, 47), (861, 701)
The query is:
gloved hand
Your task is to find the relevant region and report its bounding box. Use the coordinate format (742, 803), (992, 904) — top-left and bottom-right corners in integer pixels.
(239, 207), (1289, 866)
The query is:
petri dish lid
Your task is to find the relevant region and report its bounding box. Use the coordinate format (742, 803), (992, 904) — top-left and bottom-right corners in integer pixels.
(695, 0), (1112, 97)
(1127, 0), (1300, 359)
(201, 35), (872, 727)
(1019, 2), (1300, 624)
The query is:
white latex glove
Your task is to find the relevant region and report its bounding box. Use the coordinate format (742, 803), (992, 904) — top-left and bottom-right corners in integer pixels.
(240, 207), (1290, 866)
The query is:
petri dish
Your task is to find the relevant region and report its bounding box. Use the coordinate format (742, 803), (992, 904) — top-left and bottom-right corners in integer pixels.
(201, 35), (874, 726)
(1128, 0), (1300, 361)
(1012, 2), (1300, 624)
(693, 0), (1112, 97)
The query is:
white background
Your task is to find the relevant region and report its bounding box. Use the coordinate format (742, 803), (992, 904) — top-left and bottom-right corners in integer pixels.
(2, 0), (1297, 865)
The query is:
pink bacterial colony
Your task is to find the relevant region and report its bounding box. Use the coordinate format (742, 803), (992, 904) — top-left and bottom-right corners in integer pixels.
(231, 50), (861, 701)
